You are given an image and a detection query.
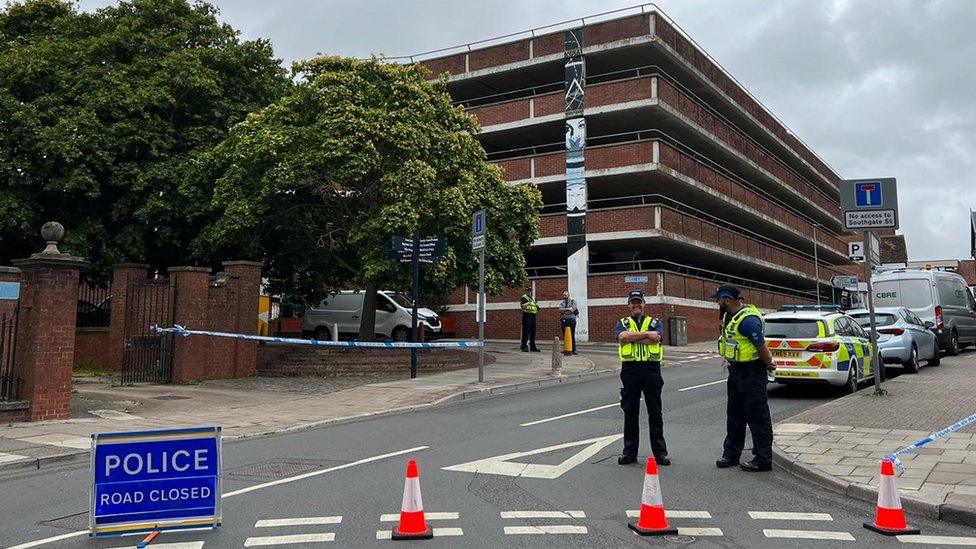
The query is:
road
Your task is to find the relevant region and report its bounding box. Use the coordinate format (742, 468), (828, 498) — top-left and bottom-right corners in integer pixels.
(3, 352), (974, 548)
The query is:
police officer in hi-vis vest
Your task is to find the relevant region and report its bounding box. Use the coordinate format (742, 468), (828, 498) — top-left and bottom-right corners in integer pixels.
(615, 290), (670, 466)
(520, 284), (540, 352)
(713, 284), (775, 472)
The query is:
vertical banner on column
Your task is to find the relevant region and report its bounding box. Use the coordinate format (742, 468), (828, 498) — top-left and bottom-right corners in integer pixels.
(565, 56), (585, 111)
(565, 27), (588, 341)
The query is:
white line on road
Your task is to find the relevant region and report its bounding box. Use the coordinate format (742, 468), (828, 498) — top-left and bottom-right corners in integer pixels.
(7, 531), (89, 549)
(763, 529), (855, 541)
(255, 516), (343, 528)
(504, 526), (588, 535)
(109, 544), (205, 549)
(224, 446), (429, 497)
(520, 403), (619, 426)
(897, 535), (976, 545)
(375, 528), (464, 540)
(626, 510), (712, 519)
(749, 511), (833, 521)
(678, 527), (724, 536)
(380, 512), (459, 522)
(500, 511), (586, 519)
(244, 533), (335, 546)
(678, 379), (726, 392)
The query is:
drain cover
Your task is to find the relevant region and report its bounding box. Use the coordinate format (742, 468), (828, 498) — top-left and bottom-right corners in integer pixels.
(225, 459), (342, 480)
(664, 534), (696, 544)
(151, 395), (191, 401)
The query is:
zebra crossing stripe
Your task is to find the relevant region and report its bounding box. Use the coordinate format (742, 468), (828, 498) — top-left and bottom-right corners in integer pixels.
(749, 511), (833, 521)
(501, 511), (586, 519)
(627, 510), (711, 518)
(244, 534), (335, 546)
(503, 525), (588, 535)
(763, 529), (855, 541)
(678, 528), (724, 536)
(255, 517), (342, 527)
(896, 535), (976, 546)
(379, 512), (459, 522)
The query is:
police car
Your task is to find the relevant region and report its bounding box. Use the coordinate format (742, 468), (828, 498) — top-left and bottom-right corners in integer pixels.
(764, 305), (875, 394)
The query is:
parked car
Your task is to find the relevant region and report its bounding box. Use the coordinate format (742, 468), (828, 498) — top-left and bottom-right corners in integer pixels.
(302, 290), (441, 341)
(763, 307), (877, 393)
(847, 307), (939, 372)
(871, 269), (976, 355)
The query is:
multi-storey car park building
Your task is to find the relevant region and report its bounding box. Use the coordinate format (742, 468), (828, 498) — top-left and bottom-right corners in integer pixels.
(402, 6), (855, 343)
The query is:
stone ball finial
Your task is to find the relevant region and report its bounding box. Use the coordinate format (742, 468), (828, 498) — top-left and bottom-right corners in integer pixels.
(40, 221), (65, 254)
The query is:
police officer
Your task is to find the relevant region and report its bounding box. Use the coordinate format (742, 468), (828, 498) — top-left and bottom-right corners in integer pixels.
(615, 291), (670, 466)
(713, 284), (775, 472)
(520, 285), (540, 352)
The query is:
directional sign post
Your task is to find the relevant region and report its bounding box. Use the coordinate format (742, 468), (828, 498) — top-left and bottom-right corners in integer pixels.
(472, 210), (486, 383)
(90, 426), (221, 537)
(830, 275), (858, 289)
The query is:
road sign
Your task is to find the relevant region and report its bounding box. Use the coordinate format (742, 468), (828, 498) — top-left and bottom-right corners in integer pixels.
(0, 282), (19, 300)
(90, 426), (221, 537)
(442, 434), (621, 480)
(848, 241), (865, 262)
(830, 275), (858, 288)
(840, 178), (898, 230)
(624, 275), (648, 284)
(391, 236), (446, 263)
(472, 234), (486, 252)
(472, 210), (485, 237)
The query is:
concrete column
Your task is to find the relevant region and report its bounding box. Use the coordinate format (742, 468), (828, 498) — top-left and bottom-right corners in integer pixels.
(222, 261), (262, 378)
(12, 252), (87, 421)
(168, 266), (210, 383)
(107, 264), (148, 371)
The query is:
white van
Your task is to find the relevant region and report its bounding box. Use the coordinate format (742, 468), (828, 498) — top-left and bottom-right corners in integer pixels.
(302, 290), (441, 341)
(871, 269), (976, 355)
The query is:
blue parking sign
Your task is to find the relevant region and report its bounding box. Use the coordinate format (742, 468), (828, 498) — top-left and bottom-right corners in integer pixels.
(90, 426), (221, 537)
(854, 181), (882, 208)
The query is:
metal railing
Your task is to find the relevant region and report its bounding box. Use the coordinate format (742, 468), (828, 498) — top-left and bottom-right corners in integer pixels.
(0, 309), (22, 401)
(78, 284), (112, 328)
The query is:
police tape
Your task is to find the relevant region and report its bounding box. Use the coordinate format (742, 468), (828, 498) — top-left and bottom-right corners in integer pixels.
(885, 412), (976, 469)
(151, 325), (484, 349)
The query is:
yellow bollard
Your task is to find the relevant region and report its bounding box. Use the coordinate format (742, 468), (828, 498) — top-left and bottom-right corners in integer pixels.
(563, 325), (573, 355)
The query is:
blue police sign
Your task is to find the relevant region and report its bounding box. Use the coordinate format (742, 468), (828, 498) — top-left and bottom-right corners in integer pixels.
(854, 181), (882, 208)
(90, 426), (221, 537)
(472, 210), (485, 237)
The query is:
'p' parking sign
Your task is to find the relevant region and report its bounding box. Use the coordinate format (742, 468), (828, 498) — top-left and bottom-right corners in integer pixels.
(90, 426), (221, 537)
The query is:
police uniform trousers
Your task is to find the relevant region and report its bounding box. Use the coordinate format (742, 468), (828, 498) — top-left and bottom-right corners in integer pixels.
(620, 361), (667, 458)
(723, 359), (773, 464)
(520, 313), (537, 349)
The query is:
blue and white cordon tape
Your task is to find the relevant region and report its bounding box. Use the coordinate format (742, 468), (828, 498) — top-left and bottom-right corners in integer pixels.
(885, 412), (976, 469)
(151, 325), (483, 349)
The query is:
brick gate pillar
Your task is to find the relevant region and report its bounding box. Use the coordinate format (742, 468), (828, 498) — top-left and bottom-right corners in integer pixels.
(12, 225), (87, 421)
(223, 261), (262, 378)
(168, 267), (210, 383)
(107, 264), (148, 371)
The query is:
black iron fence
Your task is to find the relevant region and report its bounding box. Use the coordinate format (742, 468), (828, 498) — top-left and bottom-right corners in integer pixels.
(0, 309), (22, 401)
(78, 284), (112, 328)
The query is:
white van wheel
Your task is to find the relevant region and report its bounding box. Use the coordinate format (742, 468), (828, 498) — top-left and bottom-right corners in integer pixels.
(313, 326), (331, 341)
(392, 326), (410, 342)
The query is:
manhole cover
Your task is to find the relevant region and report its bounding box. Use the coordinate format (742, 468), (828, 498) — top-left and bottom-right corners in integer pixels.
(225, 459), (342, 480)
(664, 534), (696, 543)
(39, 511), (87, 531)
(151, 395), (191, 401)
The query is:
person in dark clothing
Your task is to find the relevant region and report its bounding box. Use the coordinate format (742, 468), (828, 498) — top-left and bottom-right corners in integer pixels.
(615, 290), (670, 466)
(559, 291), (579, 354)
(713, 284), (775, 472)
(520, 285), (540, 352)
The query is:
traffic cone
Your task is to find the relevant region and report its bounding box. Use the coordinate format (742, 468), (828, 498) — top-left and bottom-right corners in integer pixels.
(628, 456), (678, 536)
(563, 326), (573, 355)
(392, 459), (434, 540)
(863, 458), (920, 536)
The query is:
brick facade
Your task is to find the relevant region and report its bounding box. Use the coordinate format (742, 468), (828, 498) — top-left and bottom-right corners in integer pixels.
(74, 329), (111, 367)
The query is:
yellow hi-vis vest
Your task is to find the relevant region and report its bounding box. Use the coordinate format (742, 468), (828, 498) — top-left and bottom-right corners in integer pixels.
(618, 316), (664, 362)
(521, 294), (539, 314)
(718, 304), (763, 362)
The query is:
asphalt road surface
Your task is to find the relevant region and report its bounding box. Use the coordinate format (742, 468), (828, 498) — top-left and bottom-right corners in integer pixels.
(3, 353), (974, 548)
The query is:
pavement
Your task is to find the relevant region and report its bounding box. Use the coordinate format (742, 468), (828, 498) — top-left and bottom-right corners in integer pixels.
(0, 340), (714, 472)
(773, 346), (976, 527)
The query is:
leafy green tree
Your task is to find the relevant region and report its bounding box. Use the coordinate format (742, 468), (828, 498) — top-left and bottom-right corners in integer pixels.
(197, 56), (541, 339)
(0, 0), (288, 281)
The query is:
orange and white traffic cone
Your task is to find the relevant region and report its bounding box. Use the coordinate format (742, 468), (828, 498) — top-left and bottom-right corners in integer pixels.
(628, 456), (678, 536)
(863, 458), (920, 536)
(392, 459), (434, 540)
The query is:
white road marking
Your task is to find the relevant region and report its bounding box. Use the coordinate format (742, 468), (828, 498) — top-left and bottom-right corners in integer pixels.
(504, 525), (588, 535)
(0, 452), (28, 464)
(520, 403), (620, 426)
(500, 511), (586, 519)
(763, 529), (855, 541)
(678, 379), (726, 392)
(626, 510), (712, 519)
(244, 533), (335, 546)
(897, 535), (976, 545)
(678, 527), (724, 536)
(255, 516), (343, 527)
(6, 531), (89, 549)
(380, 512), (459, 522)
(224, 445), (429, 497)
(442, 434), (621, 479)
(750, 511), (833, 521)
(109, 544), (204, 549)
(375, 528), (463, 540)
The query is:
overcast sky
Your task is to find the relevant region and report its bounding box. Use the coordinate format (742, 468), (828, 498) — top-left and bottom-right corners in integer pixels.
(79, 0), (976, 260)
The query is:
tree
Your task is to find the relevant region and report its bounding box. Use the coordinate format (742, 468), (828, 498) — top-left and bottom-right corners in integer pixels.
(197, 56), (541, 339)
(0, 0), (288, 281)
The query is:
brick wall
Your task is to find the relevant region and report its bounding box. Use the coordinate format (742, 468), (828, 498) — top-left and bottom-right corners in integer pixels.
(74, 329), (110, 368)
(960, 260), (975, 286)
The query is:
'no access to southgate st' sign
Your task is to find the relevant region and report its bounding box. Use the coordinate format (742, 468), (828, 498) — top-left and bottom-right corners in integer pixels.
(840, 177), (899, 231)
(90, 426), (221, 537)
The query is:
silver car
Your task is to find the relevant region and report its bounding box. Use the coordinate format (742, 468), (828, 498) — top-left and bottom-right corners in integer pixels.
(848, 307), (939, 373)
